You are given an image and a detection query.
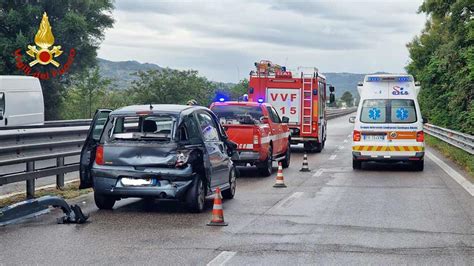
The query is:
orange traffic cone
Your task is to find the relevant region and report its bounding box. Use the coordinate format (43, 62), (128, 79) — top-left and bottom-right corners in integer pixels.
(207, 187), (228, 226)
(273, 162), (287, 188)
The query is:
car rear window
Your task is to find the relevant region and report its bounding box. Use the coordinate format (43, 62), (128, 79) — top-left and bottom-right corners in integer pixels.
(106, 115), (177, 141)
(211, 105), (263, 125)
(360, 99), (417, 123)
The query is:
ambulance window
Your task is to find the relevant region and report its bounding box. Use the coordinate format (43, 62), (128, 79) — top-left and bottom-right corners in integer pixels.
(360, 100), (387, 123)
(391, 99), (417, 123)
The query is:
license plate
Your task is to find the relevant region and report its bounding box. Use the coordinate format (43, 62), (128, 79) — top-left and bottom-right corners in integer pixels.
(121, 178), (152, 186)
(362, 135), (385, 141)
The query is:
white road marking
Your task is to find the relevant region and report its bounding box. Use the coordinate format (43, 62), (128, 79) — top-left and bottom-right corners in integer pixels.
(426, 152), (474, 196)
(313, 169), (324, 177)
(329, 154), (337, 160)
(348, 134), (351, 138)
(207, 251), (237, 266)
(274, 192), (304, 209)
(343, 139), (348, 143)
(339, 146), (345, 150)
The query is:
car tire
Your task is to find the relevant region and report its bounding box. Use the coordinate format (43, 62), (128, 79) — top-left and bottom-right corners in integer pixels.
(222, 167), (237, 199)
(281, 143), (291, 168)
(258, 146), (273, 176)
(414, 160), (424, 171)
(352, 159), (362, 170)
(186, 177), (205, 213)
(94, 192), (116, 210)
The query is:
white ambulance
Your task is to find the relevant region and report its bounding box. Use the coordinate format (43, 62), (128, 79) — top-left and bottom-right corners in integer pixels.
(349, 74), (425, 171)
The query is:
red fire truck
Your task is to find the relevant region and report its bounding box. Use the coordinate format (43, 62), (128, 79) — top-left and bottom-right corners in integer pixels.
(248, 60), (335, 152)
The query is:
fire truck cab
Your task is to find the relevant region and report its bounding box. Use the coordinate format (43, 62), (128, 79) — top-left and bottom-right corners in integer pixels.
(248, 61), (334, 152)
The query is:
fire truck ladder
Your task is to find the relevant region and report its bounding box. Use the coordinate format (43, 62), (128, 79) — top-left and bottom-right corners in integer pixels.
(301, 73), (314, 134)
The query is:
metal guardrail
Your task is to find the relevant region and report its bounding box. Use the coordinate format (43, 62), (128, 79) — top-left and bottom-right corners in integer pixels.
(424, 123), (474, 155)
(0, 108), (356, 199)
(0, 126), (89, 198)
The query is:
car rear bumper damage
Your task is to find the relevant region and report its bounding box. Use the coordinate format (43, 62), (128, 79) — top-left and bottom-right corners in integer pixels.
(91, 165), (196, 199)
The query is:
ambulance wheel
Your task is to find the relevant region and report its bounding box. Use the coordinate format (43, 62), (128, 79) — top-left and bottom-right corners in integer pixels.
(413, 160), (424, 171)
(258, 147), (273, 176)
(352, 159), (362, 170)
(281, 143), (291, 169)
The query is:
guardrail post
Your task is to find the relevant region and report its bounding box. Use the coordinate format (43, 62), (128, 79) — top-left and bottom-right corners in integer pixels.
(56, 157), (65, 189)
(26, 161), (35, 199)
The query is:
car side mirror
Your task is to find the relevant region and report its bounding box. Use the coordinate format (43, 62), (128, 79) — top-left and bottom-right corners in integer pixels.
(281, 116), (289, 123)
(329, 85), (335, 93)
(349, 116), (356, 123)
(422, 117), (428, 124)
(260, 116), (269, 124)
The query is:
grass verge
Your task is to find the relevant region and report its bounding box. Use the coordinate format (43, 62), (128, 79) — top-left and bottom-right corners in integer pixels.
(425, 135), (474, 180)
(0, 180), (92, 208)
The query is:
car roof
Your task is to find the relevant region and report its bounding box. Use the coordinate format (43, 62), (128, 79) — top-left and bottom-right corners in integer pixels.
(110, 104), (207, 116)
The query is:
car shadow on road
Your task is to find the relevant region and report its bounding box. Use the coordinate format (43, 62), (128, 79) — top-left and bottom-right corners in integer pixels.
(360, 161), (420, 172)
(237, 166), (275, 178)
(109, 198), (215, 214)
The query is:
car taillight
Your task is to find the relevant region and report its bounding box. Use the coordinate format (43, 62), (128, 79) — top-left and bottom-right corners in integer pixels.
(95, 145), (104, 165)
(253, 135), (259, 144)
(353, 130), (361, 142)
(175, 151), (190, 168)
(253, 128), (260, 149)
(416, 131), (424, 142)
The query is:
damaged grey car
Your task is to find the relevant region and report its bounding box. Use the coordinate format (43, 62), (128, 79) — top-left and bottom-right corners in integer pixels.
(79, 105), (238, 212)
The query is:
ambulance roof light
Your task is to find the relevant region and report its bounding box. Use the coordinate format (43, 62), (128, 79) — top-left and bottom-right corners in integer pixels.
(367, 77), (381, 82)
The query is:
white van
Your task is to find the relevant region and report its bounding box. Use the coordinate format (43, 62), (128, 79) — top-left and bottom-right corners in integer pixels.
(349, 74), (425, 171)
(0, 76), (44, 127)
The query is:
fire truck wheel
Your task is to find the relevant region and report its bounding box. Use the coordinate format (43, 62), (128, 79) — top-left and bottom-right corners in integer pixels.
(258, 147), (273, 176)
(304, 141), (322, 153)
(281, 143), (290, 168)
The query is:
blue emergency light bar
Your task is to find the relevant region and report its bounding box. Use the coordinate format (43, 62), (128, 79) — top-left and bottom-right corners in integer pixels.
(257, 98), (264, 103)
(366, 76), (412, 82)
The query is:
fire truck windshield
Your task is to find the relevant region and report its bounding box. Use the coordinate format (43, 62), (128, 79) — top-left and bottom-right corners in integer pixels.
(211, 105), (263, 125)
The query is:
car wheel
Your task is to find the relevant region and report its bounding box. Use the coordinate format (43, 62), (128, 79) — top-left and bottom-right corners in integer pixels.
(414, 160), (424, 171)
(352, 159), (362, 170)
(258, 146), (273, 176)
(281, 143), (291, 168)
(222, 167), (237, 199)
(94, 192), (116, 210)
(186, 177), (205, 213)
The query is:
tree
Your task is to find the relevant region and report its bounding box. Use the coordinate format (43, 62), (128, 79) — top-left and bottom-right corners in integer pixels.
(406, 0), (473, 134)
(60, 67), (114, 119)
(129, 68), (218, 107)
(230, 79), (249, 99)
(340, 91), (354, 107)
(0, 1), (114, 119)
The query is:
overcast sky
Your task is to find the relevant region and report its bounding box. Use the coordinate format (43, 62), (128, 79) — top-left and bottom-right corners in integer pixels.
(97, 0), (427, 82)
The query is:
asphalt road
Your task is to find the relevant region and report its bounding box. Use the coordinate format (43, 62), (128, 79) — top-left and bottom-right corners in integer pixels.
(1, 114), (473, 265)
